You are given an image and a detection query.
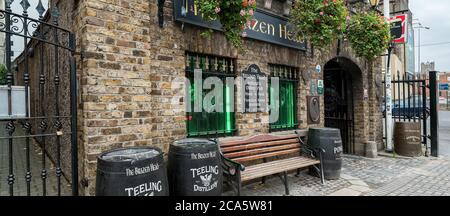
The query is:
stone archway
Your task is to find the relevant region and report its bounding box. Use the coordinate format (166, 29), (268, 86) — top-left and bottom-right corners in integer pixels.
(324, 57), (363, 154)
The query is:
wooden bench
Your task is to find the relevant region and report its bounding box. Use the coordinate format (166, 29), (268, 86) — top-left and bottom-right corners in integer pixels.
(217, 131), (325, 196)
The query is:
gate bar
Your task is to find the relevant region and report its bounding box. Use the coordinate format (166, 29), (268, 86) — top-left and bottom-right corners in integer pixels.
(70, 32), (79, 195)
(422, 81), (428, 151)
(429, 71), (439, 157)
(5, 0), (15, 196)
(402, 73), (406, 122)
(23, 8), (32, 196)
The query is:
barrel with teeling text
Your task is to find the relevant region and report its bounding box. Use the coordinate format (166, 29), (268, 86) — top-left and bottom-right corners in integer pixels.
(168, 138), (223, 196)
(96, 147), (169, 196)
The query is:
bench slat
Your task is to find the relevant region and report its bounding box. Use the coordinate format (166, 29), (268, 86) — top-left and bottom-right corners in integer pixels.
(221, 138), (300, 153)
(241, 157), (320, 181)
(224, 144), (300, 159)
(220, 134), (299, 147)
(242, 157), (318, 176)
(232, 149), (301, 163)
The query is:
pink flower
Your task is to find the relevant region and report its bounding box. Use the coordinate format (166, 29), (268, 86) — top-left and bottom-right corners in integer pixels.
(215, 7), (221, 13)
(320, 11), (324, 16)
(248, 9), (254, 16)
(240, 10), (246, 16)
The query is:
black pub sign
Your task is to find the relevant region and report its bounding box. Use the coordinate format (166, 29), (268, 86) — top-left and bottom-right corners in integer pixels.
(242, 64), (267, 113)
(174, 0), (307, 51)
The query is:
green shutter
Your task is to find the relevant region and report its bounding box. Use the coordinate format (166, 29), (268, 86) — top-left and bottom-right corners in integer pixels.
(269, 65), (298, 131)
(186, 53), (235, 137)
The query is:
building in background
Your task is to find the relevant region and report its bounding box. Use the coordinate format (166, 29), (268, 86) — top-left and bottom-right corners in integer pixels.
(439, 72), (450, 109)
(390, 0), (415, 79)
(380, 0), (414, 100)
(421, 61), (436, 77)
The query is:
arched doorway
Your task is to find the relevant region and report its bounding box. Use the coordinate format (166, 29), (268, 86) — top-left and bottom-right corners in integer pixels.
(324, 58), (362, 154)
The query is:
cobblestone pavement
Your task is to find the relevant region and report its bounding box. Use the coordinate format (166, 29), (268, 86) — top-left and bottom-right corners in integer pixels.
(0, 123), (71, 196)
(229, 155), (450, 196)
(367, 157), (450, 196)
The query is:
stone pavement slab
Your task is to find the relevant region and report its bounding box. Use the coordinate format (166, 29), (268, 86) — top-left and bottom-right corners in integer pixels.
(329, 188), (361, 196)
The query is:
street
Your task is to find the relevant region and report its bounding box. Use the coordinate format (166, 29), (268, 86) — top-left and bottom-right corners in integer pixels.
(439, 111), (450, 156)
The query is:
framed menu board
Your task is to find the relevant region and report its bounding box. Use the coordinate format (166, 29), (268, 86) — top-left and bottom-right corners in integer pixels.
(242, 64), (267, 113)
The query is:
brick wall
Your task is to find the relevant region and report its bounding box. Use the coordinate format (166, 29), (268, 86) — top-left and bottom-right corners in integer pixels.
(75, 0), (384, 195)
(13, 0), (385, 195)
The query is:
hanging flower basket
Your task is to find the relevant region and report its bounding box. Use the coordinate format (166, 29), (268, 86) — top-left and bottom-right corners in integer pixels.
(194, 0), (257, 48)
(290, 0), (348, 49)
(346, 11), (391, 61)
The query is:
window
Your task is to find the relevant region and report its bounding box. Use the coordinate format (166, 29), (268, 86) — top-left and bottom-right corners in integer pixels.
(269, 64), (299, 131)
(185, 53), (236, 137)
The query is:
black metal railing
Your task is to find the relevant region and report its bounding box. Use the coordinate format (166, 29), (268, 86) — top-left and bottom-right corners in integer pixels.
(324, 66), (355, 154)
(325, 116), (355, 154)
(383, 72), (430, 151)
(0, 0), (77, 196)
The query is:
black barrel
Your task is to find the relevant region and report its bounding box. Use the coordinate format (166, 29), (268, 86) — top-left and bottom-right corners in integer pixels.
(308, 128), (343, 180)
(168, 138), (223, 196)
(96, 147), (169, 196)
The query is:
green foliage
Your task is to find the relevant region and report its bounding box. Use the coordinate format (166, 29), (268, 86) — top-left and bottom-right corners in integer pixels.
(194, 0), (257, 48)
(346, 11), (391, 60)
(290, 0), (348, 49)
(0, 64), (7, 85)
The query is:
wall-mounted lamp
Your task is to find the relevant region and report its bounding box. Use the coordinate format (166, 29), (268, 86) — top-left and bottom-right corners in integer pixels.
(158, 0), (166, 28)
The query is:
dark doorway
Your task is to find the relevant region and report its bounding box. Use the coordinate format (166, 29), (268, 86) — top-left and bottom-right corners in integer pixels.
(324, 60), (355, 154)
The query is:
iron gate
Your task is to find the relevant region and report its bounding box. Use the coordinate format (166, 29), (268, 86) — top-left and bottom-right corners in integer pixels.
(383, 73), (434, 155)
(324, 67), (355, 154)
(0, 0), (77, 196)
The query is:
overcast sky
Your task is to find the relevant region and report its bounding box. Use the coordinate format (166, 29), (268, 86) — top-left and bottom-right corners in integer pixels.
(410, 0), (450, 72)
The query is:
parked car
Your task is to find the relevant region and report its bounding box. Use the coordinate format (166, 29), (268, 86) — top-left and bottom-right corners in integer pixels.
(382, 95), (430, 119)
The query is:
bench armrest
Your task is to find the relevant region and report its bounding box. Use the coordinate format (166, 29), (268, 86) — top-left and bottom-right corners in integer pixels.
(302, 145), (326, 159)
(295, 131), (325, 159)
(220, 151), (246, 173)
